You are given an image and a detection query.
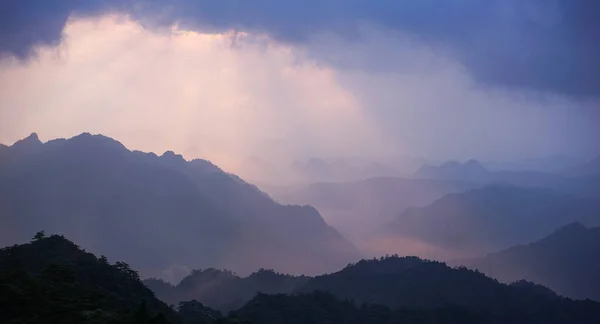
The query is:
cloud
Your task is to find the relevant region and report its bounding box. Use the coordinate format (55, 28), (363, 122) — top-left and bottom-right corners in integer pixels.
(2, 14), (598, 175)
(1, 0), (599, 98)
(0, 16), (384, 171)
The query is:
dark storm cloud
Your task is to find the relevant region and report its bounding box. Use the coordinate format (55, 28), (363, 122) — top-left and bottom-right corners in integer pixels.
(1, 0), (599, 97)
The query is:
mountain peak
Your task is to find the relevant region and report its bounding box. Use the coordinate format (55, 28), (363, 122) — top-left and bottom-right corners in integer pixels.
(69, 132), (128, 151)
(161, 150), (186, 163)
(11, 132), (43, 151)
(27, 132), (40, 141)
(15, 132), (41, 144)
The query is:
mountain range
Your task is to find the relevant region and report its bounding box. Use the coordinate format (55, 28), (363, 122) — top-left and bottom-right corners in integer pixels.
(0, 133), (357, 278)
(414, 159), (600, 197)
(4, 228), (600, 323)
(272, 177), (479, 247)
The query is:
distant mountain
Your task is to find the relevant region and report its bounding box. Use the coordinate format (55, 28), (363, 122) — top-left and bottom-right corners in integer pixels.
(484, 154), (585, 173)
(464, 222), (600, 301)
(413, 159), (600, 197)
(561, 156), (600, 177)
(288, 157), (406, 183)
(0, 133), (357, 278)
(145, 268), (309, 312)
(384, 186), (600, 258)
(273, 177), (480, 248)
(290, 256), (600, 323)
(415, 159), (489, 182)
(0, 233), (180, 323)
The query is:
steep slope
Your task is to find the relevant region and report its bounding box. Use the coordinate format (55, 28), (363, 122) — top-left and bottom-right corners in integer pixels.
(0, 133), (357, 277)
(465, 223), (600, 301)
(384, 185), (600, 258)
(145, 268), (309, 312)
(291, 256), (600, 323)
(414, 159), (600, 197)
(0, 234), (180, 323)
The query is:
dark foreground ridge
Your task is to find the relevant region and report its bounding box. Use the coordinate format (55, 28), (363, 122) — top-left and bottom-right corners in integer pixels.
(3, 233), (600, 324)
(0, 232), (179, 323)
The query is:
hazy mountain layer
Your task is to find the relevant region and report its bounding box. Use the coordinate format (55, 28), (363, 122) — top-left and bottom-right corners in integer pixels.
(272, 177), (480, 250)
(414, 159), (600, 197)
(383, 186), (600, 259)
(561, 156), (600, 177)
(464, 222), (600, 301)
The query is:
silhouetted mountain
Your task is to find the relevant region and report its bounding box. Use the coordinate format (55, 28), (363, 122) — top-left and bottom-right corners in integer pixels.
(414, 159), (600, 197)
(290, 256), (600, 323)
(0, 233), (180, 323)
(5, 234), (600, 324)
(384, 186), (600, 258)
(0, 133), (357, 278)
(464, 222), (600, 301)
(177, 300), (224, 324)
(273, 177), (479, 249)
(562, 156), (600, 177)
(233, 291), (483, 324)
(9, 132), (43, 154)
(145, 268), (309, 312)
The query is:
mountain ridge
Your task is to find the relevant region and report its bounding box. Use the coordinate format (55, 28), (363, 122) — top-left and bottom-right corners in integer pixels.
(0, 132), (358, 278)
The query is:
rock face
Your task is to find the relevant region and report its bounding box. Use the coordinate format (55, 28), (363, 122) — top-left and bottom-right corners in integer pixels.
(0, 133), (358, 278)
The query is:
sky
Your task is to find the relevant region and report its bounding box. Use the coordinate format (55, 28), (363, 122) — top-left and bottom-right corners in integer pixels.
(1, 0), (599, 175)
